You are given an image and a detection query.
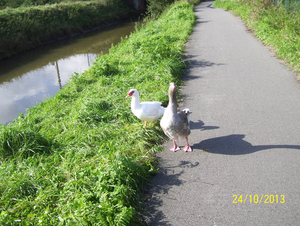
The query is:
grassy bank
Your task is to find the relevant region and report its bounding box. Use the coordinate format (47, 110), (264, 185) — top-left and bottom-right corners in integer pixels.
(0, 0), (92, 9)
(0, 2), (196, 225)
(213, 0), (300, 79)
(0, 0), (135, 60)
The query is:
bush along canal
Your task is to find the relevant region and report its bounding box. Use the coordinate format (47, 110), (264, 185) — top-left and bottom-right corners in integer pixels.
(0, 2), (196, 225)
(0, 21), (137, 125)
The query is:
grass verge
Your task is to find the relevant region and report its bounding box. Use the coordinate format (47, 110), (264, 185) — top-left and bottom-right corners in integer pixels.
(0, 2), (196, 225)
(213, 0), (300, 79)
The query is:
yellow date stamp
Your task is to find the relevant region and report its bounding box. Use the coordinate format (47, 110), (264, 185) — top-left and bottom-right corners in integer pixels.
(233, 195), (285, 204)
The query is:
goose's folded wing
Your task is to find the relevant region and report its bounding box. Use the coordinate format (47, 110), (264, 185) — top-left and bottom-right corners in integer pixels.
(178, 111), (189, 127)
(140, 102), (164, 116)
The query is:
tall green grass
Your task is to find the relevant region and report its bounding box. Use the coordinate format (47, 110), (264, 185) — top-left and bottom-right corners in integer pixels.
(213, 0), (300, 78)
(0, 2), (196, 225)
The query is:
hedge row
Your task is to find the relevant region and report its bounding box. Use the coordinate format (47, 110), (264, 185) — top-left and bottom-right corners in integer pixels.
(0, 0), (134, 59)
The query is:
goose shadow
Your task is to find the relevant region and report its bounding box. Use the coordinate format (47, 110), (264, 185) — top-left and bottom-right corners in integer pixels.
(193, 134), (300, 155)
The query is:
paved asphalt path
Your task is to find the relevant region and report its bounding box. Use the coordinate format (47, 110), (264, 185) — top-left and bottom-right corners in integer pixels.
(144, 1), (300, 225)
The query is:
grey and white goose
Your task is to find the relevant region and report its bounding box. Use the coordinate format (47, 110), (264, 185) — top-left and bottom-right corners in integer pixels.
(160, 82), (192, 152)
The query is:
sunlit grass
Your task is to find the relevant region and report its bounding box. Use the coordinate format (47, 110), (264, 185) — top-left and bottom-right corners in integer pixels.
(0, 2), (196, 225)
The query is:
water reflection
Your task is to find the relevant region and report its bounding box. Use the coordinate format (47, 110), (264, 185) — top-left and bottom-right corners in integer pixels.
(0, 21), (136, 125)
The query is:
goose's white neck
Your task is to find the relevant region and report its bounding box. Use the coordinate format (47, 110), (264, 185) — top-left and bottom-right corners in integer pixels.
(131, 92), (140, 110)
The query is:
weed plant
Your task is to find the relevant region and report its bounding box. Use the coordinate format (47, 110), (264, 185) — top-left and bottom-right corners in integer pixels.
(0, 2), (196, 225)
(213, 0), (300, 77)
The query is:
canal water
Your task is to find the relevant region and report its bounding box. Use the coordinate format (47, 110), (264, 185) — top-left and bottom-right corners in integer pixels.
(0, 21), (136, 125)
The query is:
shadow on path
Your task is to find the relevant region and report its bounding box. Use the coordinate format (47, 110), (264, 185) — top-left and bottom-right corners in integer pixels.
(183, 57), (225, 81)
(190, 119), (219, 131)
(194, 134), (300, 155)
(143, 160), (200, 226)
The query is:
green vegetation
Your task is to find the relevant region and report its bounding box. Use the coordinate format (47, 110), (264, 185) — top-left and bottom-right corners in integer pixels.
(146, 0), (179, 19)
(0, 2), (196, 225)
(146, 0), (202, 19)
(0, 0), (94, 9)
(0, 0), (134, 60)
(213, 0), (300, 79)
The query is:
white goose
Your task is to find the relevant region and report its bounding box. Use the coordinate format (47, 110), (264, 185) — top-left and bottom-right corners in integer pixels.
(126, 88), (165, 127)
(160, 83), (192, 152)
